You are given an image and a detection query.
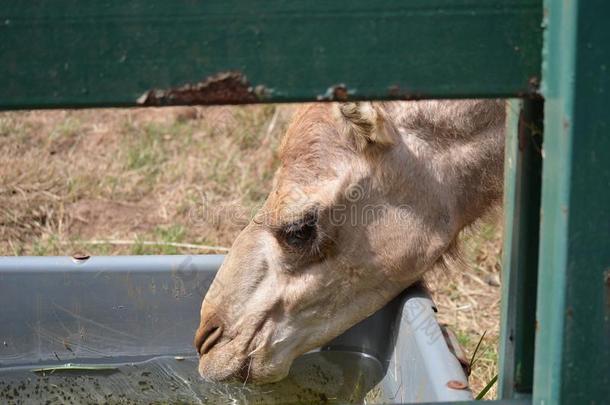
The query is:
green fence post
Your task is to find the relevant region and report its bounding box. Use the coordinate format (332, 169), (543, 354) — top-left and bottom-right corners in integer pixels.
(499, 99), (543, 399)
(534, 0), (610, 403)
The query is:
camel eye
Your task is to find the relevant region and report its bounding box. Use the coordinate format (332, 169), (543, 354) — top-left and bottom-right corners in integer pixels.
(280, 212), (317, 249)
(284, 222), (316, 248)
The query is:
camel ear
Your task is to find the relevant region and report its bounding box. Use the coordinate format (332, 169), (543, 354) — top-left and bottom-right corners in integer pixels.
(335, 102), (397, 151)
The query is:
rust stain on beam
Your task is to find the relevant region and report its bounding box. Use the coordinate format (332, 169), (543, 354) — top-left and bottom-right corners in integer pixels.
(137, 72), (266, 106)
(317, 84), (351, 101)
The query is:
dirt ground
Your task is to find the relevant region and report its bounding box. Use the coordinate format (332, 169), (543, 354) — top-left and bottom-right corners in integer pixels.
(0, 105), (503, 399)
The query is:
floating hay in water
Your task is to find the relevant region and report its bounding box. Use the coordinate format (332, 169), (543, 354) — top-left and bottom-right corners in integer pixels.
(32, 363), (119, 375)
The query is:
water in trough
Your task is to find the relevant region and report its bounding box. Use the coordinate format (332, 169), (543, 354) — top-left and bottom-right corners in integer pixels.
(0, 351), (384, 404)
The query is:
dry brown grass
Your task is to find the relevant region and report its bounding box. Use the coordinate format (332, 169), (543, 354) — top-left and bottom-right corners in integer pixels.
(0, 105), (293, 255)
(0, 105), (502, 398)
(428, 218), (503, 399)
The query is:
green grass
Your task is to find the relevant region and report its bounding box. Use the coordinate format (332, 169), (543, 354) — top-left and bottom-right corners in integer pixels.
(123, 122), (167, 171)
(476, 374), (498, 400)
(0, 116), (14, 137)
(457, 330), (473, 348)
(0, 114), (34, 140)
(130, 225), (187, 255)
(31, 235), (60, 256)
(50, 117), (81, 139)
(233, 104), (277, 149)
(153, 225), (186, 254)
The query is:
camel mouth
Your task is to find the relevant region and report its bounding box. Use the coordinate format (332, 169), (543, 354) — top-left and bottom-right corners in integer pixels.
(196, 321), (292, 384)
(196, 325), (224, 356)
(235, 355), (254, 382)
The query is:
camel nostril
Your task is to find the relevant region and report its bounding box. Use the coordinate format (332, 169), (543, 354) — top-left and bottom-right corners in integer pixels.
(195, 324), (224, 356)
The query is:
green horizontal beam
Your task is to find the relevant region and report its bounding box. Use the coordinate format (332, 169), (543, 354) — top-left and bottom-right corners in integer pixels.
(0, 0), (542, 110)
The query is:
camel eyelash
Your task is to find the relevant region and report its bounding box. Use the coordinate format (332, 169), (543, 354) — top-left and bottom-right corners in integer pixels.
(276, 211), (319, 250)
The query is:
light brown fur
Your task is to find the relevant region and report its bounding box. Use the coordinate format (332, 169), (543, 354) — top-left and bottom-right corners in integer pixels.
(195, 100), (506, 383)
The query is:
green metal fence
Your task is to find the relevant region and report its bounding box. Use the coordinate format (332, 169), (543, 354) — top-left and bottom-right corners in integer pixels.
(1, 1), (608, 403)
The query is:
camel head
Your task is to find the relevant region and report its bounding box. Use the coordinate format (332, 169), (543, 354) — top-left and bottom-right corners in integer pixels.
(194, 101), (503, 383)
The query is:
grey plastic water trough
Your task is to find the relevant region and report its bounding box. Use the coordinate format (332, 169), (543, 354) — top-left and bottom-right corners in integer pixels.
(0, 255), (471, 403)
